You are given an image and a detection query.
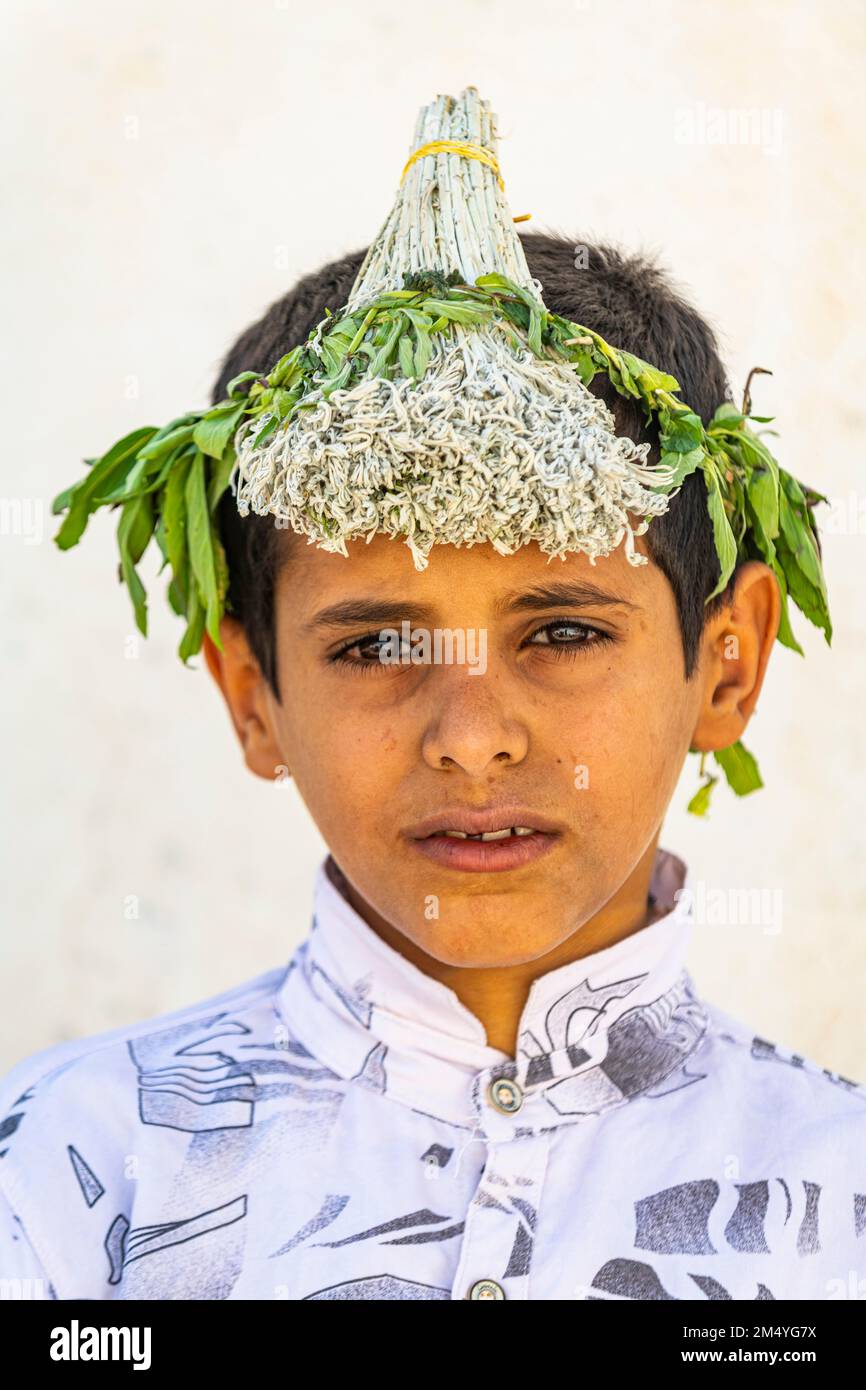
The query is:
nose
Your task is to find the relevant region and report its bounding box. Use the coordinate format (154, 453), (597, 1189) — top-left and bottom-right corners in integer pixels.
(420, 670), (530, 775)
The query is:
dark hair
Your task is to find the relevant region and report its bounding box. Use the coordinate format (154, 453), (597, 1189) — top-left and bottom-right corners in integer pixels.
(213, 232), (736, 697)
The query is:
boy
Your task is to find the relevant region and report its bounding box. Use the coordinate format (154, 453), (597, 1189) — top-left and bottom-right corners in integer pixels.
(1, 88), (862, 1302)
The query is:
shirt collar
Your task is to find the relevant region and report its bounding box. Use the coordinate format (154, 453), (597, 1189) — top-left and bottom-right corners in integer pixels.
(276, 847), (710, 1136)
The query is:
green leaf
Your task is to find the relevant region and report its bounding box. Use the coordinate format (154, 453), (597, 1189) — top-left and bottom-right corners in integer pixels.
(709, 402), (745, 430)
(420, 298), (493, 326)
(270, 387), (300, 420)
(163, 453), (192, 578)
(773, 472), (831, 643)
(661, 408), (704, 451)
(138, 423), (195, 461)
(269, 347), (307, 391)
(319, 330), (352, 377)
(51, 481), (80, 516)
(703, 467), (739, 600)
(527, 305), (544, 357)
(117, 493), (155, 636)
(192, 403), (245, 461)
(226, 370), (262, 398)
(770, 556), (804, 655)
(319, 358), (354, 397)
(778, 473), (826, 597)
(413, 323), (432, 379)
(213, 533), (230, 609)
(474, 274), (545, 322)
(573, 350), (597, 387)
(395, 306), (434, 331)
(185, 450), (222, 649)
(746, 465), (780, 545)
(497, 298), (531, 333)
(251, 414), (279, 448)
(154, 513), (169, 569)
(367, 318), (404, 376)
(178, 588), (206, 664)
(206, 445), (237, 515)
(617, 350), (680, 395)
(776, 530), (832, 642)
(474, 271), (523, 296)
(398, 332), (416, 380)
(95, 440), (190, 506)
(168, 570), (188, 618)
(662, 445), (704, 488)
(687, 771), (718, 817)
(713, 741), (763, 796)
(54, 426), (158, 549)
(94, 465), (156, 507)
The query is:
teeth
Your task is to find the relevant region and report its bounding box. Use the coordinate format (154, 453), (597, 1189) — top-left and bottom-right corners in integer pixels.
(440, 826), (537, 841)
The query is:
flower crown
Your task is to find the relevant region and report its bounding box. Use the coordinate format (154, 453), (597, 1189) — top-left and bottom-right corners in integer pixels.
(52, 87), (831, 816)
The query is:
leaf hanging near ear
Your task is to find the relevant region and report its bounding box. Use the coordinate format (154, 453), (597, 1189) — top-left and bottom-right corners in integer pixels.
(687, 772), (718, 817)
(713, 741), (763, 796)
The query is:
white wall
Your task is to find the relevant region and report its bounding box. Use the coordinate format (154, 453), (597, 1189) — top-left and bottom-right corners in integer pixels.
(2, 0), (864, 1078)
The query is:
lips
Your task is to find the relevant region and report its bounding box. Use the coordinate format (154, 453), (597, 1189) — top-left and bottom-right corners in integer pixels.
(405, 807), (565, 840)
(437, 825), (536, 841)
(404, 807), (564, 874)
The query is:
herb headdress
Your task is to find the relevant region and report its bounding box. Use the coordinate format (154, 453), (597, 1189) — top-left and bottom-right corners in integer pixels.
(53, 86), (831, 815)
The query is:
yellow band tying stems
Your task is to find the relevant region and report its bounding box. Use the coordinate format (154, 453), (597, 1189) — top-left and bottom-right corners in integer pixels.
(400, 139), (505, 192)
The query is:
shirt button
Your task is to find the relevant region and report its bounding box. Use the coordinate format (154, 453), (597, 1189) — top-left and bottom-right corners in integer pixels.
(468, 1279), (506, 1300)
(487, 1077), (523, 1113)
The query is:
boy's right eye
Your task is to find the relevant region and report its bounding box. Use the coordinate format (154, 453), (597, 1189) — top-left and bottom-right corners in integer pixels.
(329, 632), (412, 668)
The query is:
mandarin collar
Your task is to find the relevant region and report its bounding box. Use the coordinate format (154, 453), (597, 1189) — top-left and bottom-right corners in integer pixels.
(276, 847), (710, 1136)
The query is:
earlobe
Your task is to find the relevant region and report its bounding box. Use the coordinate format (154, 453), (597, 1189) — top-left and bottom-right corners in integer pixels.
(202, 619), (288, 782)
(690, 561), (780, 754)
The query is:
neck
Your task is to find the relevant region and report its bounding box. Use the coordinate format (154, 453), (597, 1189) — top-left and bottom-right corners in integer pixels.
(327, 833), (665, 1057)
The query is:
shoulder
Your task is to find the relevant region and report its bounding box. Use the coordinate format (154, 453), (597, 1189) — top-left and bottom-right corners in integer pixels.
(702, 999), (865, 1091)
(0, 962), (297, 1295)
(697, 997), (866, 1141)
(0, 961), (291, 1166)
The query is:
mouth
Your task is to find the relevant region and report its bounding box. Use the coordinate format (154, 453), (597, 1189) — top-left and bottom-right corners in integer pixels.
(404, 808), (563, 874)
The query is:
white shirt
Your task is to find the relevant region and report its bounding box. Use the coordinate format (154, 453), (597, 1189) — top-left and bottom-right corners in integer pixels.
(1, 847), (863, 1302)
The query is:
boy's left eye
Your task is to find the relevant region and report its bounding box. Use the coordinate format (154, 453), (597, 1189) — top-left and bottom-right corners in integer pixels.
(523, 620), (614, 654)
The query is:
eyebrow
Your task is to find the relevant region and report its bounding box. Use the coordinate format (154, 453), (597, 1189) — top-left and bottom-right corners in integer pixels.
(496, 580), (641, 615)
(304, 599), (439, 632)
(305, 580), (639, 632)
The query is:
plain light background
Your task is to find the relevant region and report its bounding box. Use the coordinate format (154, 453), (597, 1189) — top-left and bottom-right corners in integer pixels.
(2, 0), (864, 1079)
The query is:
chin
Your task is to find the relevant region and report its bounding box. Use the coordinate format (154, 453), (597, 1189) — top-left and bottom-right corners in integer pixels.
(413, 908), (559, 970)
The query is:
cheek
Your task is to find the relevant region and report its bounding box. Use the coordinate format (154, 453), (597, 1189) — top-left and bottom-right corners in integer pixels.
(273, 672), (408, 828)
(550, 650), (691, 808)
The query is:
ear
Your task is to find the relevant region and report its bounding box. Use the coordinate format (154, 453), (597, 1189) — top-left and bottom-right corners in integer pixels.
(690, 560), (781, 754)
(203, 617), (289, 782)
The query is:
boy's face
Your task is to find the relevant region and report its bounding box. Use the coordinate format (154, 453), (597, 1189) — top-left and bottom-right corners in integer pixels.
(216, 528), (749, 969)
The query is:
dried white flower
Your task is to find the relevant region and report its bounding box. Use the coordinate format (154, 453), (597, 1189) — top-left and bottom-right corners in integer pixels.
(233, 87), (678, 568)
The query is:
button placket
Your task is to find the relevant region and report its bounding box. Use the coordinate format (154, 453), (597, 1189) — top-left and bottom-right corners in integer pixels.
(451, 1102), (551, 1301)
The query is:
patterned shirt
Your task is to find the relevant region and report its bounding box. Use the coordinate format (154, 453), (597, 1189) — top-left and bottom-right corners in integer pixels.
(1, 847), (863, 1301)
